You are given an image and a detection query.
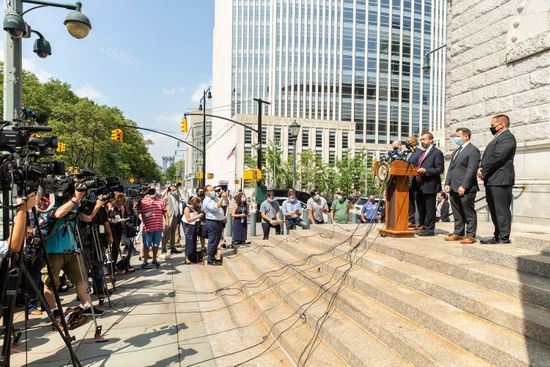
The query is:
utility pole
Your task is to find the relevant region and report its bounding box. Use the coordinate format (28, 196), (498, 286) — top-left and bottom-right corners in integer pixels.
(3, 0), (23, 125)
(254, 98), (270, 173)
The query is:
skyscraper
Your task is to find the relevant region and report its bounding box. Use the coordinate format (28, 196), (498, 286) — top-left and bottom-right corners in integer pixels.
(207, 0), (446, 189)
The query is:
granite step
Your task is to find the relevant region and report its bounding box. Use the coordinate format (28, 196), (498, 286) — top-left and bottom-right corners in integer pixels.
(463, 244), (550, 278)
(234, 245), (414, 367)
(254, 240), (491, 367)
(513, 234), (550, 253)
(291, 232), (550, 346)
(308, 225), (550, 309)
(188, 265), (292, 366)
(279, 232), (550, 366)
(220, 251), (349, 366)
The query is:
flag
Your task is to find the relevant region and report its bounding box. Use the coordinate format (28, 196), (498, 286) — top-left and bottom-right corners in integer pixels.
(227, 145), (236, 160)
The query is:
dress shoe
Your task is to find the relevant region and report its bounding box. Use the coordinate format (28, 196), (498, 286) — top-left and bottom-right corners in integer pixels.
(498, 239), (511, 244)
(408, 223), (417, 229)
(416, 230), (434, 237)
(207, 260), (222, 266)
(445, 234), (463, 241)
(480, 237), (498, 245)
(460, 236), (477, 245)
(170, 249), (182, 254)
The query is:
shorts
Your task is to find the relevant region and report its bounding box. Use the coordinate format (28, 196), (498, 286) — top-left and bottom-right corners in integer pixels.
(142, 230), (162, 248)
(41, 253), (84, 289)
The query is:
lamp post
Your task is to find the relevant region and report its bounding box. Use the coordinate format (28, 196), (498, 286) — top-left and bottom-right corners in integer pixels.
(3, 0), (92, 124)
(422, 43), (447, 72)
(198, 87), (212, 188)
(288, 120), (301, 189)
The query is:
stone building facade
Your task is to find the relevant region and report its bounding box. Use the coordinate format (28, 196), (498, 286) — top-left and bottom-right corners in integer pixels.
(446, 0), (550, 225)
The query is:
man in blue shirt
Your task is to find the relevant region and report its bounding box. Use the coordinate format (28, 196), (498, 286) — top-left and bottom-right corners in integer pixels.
(360, 196), (379, 223)
(202, 185), (228, 265)
(42, 186), (106, 316)
(282, 189), (305, 232)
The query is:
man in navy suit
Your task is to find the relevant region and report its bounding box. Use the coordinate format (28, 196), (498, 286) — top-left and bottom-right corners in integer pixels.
(478, 115), (516, 244)
(406, 135), (424, 228)
(415, 131), (444, 236)
(444, 127), (481, 244)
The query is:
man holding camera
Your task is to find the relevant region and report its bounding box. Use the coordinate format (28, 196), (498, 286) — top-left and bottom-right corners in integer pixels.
(202, 185), (228, 266)
(0, 193), (37, 265)
(41, 186), (104, 317)
(282, 189), (305, 232)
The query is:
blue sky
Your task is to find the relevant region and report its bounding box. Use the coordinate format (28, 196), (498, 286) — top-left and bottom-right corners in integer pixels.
(1, 0), (214, 165)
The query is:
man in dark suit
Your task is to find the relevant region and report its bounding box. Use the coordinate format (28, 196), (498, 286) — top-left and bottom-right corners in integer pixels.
(444, 127), (481, 244)
(415, 132), (444, 236)
(405, 135), (424, 228)
(478, 115), (516, 244)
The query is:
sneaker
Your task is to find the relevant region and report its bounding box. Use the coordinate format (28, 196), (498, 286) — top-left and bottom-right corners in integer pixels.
(141, 261), (150, 269)
(152, 259), (160, 268)
(81, 306), (104, 316)
(170, 249), (182, 254)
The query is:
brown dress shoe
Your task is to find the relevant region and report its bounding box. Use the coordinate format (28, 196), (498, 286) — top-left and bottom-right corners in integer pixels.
(444, 234), (463, 241)
(460, 236), (477, 245)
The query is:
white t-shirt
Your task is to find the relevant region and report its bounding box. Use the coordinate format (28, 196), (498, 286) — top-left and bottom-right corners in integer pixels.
(0, 240), (8, 263)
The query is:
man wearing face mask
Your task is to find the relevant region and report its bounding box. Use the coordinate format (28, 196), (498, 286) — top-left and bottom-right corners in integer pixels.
(307, 190), (329, 224)
(477, 114), (516, 244)
(331, 193), (352, 224)
(405, 135), (424, 228)
(444, 127), (481, 244)
(282, 189), (306, 232)
(415, 131), (444, 236)
(260, 191), (281, 239)
(385, 140), (405, 162)
(202, 185), (228, 265)
(138, 186), (168, 268)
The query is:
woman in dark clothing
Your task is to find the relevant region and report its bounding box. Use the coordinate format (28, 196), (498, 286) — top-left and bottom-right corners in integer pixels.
(436, 191), (450, 222)
(107, 193), (126, 268)
(231, 193), (249, 246)
(182, 197), (204, 264)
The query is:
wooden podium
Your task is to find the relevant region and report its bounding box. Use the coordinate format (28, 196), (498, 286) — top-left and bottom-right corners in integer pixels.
(375, 160), (418, 238)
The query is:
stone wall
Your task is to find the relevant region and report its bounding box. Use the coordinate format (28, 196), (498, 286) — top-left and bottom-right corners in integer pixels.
(446, 0), (550, 225)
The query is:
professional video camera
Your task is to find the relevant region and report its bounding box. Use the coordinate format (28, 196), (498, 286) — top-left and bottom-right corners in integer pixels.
(128, 185), (152, 200)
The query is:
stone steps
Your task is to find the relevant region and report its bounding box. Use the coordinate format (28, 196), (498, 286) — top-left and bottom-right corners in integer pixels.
(278, 230), (550, 366)
(308, 225), (550, 309)
(463, 244), (550, 278)
(232, 245), (414, 367)
(293, 232), (550, 346)
(220, 249), (349, 366)
(255, 239), (491, 367)
(513, 234), (550, 253)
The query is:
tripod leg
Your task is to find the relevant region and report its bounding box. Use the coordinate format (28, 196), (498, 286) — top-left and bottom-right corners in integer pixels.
(1, 262), (20, 367)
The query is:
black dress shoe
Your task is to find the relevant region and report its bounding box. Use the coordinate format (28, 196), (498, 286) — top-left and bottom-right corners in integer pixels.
(171, 249), (182, 254)
(207, 260), (222, 266)
(480, 237), (498, 244)
(416, 230), (434, 237)
(498, 239), (511, 244)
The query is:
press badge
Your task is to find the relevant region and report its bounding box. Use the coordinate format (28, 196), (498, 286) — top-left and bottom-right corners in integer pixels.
(144, 211), (152, 218)
(99, 225), (105, 234)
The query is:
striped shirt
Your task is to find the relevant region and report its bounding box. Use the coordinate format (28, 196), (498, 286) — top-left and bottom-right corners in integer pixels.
(139, 195), (166, 233)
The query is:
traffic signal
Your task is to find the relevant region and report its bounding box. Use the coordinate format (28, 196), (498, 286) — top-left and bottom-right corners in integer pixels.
(181, 116), (188, 133)
(117, 129), (123, 142)
(111, 129), (123, 142)
(56, 142), (66, 153)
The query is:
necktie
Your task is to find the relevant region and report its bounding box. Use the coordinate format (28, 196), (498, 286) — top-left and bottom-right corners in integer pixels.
(452, 146), (463, 161)
(418, 150), (426, 167)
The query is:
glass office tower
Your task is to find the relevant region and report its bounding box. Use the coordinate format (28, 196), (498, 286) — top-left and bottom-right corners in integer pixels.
(227, 0), (446, 146)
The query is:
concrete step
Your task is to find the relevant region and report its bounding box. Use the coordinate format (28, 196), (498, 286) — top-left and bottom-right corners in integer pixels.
(293, 232), (550, 346)
(255, 240), (491, 367)
(463, 244), (550, 278)
(220, 249), (349, 366)
(235, 245), (414, 367)
(513, 234), (550, 253)
(187, 265), (292, 366)
(308, 225), (550, 309)
(280, 233), (550, 366)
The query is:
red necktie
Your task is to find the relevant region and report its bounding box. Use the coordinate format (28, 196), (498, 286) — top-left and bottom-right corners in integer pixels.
(418, 150), (426, 167)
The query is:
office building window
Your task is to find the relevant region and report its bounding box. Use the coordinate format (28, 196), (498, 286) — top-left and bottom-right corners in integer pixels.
(302, 128), (309, 147)
(329, 130), (336, 148)
(316, 129), (323, 148)
(342, 131), (349, 150)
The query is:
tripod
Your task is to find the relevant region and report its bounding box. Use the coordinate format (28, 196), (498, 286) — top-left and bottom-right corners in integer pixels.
(1, 208), (82, 367)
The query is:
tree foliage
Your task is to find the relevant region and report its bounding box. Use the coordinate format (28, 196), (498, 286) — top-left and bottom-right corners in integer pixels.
(0, 66), (161, 182)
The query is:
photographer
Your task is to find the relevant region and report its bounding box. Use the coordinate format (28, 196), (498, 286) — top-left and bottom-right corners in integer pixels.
(41, 186), (104, 317)
(202, 185), (227, 266)
(0, 193), (37, 265)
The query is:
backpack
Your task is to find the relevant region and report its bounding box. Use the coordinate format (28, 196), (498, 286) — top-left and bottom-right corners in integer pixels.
(63, 307), (87, 330)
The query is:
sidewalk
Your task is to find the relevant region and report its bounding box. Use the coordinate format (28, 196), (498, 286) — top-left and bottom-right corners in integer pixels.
(7, 253), (217, 367)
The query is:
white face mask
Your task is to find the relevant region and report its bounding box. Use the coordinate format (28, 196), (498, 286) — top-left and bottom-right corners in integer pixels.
(208, 191), (216, 198)
(314, 195), (320, 201)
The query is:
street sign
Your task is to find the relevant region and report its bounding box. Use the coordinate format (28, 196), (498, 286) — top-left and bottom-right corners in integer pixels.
(129, 177), (135, 184)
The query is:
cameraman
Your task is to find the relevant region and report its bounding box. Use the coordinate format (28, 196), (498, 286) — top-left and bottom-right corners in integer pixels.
(0, 193), (37, 264)
(41, 186), (104, 316)
(202, 185), (227, 266)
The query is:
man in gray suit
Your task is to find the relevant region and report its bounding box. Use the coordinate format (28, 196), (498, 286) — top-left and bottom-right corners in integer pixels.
(478, 114), (516, 244)
(444, 127), (481, 244)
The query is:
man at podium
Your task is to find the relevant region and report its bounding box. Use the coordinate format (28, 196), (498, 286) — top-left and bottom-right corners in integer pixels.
(415, 132), (444, 236)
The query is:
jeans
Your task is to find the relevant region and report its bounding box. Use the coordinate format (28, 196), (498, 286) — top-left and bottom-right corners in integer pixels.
(262, 222), (281, 240)
(286, 217), (306, 232)
(205, 220), (223, 263)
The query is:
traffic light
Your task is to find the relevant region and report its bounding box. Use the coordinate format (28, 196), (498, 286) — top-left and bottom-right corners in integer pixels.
(56, 142), (66, 153)
(111, 129), (123, 142)
(181, 116), (188, 133)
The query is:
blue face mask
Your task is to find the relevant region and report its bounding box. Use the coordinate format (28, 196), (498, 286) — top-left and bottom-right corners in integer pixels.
(454, 137), (462, 146)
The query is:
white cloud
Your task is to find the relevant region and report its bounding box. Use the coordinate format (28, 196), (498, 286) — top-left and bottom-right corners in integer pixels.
(153, 112), (183, 126)
(75, 84), (106, 101)
(0, 49), (54, 83)
(100, 47), (137, 65)
(191, 82), (211, 103)
(162, 87), (187, 95)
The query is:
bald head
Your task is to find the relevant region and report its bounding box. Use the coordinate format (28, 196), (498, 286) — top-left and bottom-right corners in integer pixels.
(392, 140), (402, 150)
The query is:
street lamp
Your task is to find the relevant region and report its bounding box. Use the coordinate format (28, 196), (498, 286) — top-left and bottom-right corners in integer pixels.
(199, 87), (212, 188)
(288, 119), (301, 189)
(3, 0), (92, 124)
(422, 44), (447, 72)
